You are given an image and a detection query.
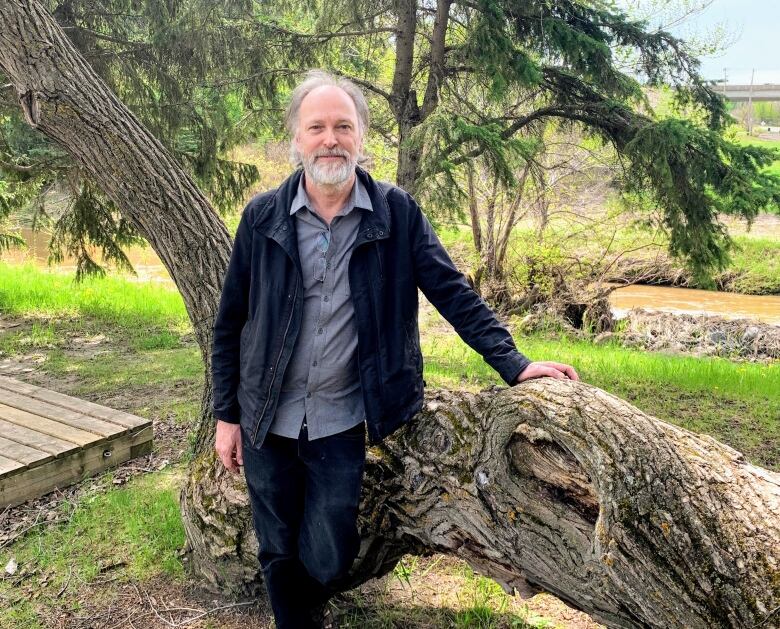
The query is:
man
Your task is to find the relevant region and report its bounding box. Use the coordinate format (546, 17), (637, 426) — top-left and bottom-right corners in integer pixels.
(212, 70), (579, 628)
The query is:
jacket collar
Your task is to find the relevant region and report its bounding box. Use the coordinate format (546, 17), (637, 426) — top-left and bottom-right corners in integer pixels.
(252, 167), (391, 252)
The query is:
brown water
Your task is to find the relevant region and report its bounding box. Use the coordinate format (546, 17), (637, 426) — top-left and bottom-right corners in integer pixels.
(4, 228), (780, 325)
(609, 284), (780, 325)
(2, 228), (173, 283)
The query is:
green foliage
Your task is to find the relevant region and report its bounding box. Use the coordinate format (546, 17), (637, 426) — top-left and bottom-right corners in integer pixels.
(621, 119), (780, 279)
(3, 0), (778, 286)
(461, 1), (542, 99)
(1, 0), (274, 276)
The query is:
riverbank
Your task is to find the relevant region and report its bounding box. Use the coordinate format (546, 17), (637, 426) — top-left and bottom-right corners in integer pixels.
(1, 264), (778, 628)
(605, 236), (780, 296)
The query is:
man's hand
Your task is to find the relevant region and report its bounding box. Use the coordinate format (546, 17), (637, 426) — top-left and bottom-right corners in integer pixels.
(517, 361), (580, 383)
(215, 420), (243, 473)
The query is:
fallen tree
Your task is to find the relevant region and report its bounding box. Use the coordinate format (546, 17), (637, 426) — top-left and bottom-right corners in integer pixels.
(1, 2), (778, 628)
(184, 381), (780, 628)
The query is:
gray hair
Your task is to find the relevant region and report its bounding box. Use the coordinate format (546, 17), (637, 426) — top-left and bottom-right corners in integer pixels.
(286, 70), (370, 167)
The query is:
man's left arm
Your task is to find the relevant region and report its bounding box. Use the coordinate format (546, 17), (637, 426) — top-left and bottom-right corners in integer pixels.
(407, 198), (578, 384)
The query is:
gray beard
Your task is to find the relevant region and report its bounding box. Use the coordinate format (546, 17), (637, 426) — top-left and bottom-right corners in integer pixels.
(303, 150), (357, 186)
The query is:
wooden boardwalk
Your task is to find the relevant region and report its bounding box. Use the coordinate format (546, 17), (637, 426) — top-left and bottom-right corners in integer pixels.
(0, 376), (152, 508)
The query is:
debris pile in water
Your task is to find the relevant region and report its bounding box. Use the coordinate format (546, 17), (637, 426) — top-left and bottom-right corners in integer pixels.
(613, 310), (780, 362)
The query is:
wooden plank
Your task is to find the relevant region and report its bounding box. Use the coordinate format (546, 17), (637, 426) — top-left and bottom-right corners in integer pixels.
(0, 376), (149, 429)
(0, 418), (78, 457)
(0, 454), (24, 476)
(0, 425), (154, 508)
(0, 403), (99, 446)
(0, 435), (51, 466)
(0, 389), (127, 438)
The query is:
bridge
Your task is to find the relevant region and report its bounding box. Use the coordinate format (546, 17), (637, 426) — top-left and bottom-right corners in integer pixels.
(717, 84), (780, 102)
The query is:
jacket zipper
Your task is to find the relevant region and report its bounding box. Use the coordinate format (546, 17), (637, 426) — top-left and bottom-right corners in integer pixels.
(252, 277), (299, 446)
(374, 241), (384, 283)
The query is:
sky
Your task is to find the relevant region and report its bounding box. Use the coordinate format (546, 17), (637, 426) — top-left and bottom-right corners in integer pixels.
(620, 0), (780, 84)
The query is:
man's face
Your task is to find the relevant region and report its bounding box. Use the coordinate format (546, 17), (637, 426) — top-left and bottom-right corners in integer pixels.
(294, 85), (363, 186)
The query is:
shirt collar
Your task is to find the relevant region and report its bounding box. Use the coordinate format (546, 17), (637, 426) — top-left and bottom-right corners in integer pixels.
(290, 171), (374, 216)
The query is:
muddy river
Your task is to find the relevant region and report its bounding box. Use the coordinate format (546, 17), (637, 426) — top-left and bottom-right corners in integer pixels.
(609, 284), (780, 326)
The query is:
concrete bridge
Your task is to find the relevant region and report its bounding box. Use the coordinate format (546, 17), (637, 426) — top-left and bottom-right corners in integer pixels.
(717, 84), (780, 102)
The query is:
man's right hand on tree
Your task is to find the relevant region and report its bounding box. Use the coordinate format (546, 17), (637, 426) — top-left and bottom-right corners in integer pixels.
(215, 420), (243, 473)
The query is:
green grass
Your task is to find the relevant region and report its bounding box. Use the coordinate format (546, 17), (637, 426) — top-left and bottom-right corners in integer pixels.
(0, 262), (190, 338)
(0, 469), (185, 629)
(45, 346), (202, 394)
(735, 133), (780, 176)
(1, 261), (778, 625)
(452, 570), (543, 628)
(344, 555), (553, 628)
(727, 236), (780, 294)
(438, 217), (780, 295)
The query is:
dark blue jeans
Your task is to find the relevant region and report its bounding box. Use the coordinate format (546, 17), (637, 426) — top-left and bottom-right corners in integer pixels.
(242, 420), (366, 629)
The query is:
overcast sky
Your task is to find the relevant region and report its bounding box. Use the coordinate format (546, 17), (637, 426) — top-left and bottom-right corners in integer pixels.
(619, 0), (780, 84)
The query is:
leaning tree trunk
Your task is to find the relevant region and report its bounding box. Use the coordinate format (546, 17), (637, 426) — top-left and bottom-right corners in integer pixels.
(0, 0), (227, 457)
(1, 3), (778, 628)
(184, 382), (780, 628)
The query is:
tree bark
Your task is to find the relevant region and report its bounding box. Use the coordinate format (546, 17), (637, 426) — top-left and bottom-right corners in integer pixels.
(2, 3), (779, 628)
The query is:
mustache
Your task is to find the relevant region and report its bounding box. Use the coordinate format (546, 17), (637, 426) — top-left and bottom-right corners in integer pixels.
(313, 149), (349, 159)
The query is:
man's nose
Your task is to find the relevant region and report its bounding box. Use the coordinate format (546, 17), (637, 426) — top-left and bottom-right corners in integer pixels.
(322, 127), (338, 147)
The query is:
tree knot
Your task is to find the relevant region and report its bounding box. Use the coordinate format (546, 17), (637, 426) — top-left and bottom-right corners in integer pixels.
(514, 423), (554, 444)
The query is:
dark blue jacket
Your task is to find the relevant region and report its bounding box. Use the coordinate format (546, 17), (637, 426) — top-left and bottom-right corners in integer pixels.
(211, 167), (531, 446)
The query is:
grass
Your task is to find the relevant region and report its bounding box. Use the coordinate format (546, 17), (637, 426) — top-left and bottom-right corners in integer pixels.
(0, 469), (185, 629)
(344, 555), (555, 628)
(734, 133), (780, 177)
(45, 346), (202, 396)
(727, 236), (780, 294)
(1, 262), (778, 466)
(0, 262), (190, 339)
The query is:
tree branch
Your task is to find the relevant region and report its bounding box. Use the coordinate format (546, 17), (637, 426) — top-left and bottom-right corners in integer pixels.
(331, 70), (393, 103)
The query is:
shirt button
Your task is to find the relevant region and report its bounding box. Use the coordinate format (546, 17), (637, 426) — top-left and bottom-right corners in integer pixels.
(313, 361), (318, 367)
(307, 392), (312, 398)
(317, 327), (323, 334)
(323, 296), (329, 302)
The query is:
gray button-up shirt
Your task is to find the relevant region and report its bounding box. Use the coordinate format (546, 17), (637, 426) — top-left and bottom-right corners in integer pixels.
(268, 174), (372, 440)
